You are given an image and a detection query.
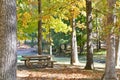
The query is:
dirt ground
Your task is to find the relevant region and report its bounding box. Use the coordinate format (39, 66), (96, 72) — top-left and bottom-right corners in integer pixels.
(17, 64), (105, 80)
(17, 48), (119, 80)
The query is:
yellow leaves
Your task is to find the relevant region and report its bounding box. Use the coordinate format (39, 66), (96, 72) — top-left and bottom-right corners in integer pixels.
(70, 6), (80, 18)
(58, 13), (69, 20)
(67, 0), (86, 18)
(42, 15), (50, 21)
(17, 13), (22, 20)
(45, 38), (53, 44)
(42, 16), (70, 39)
(68, 27), (72, 32)
(50, 17), (69, 33)
(23, 12), (31, 19)
(77, 0), (86, 8)
(116, 1), (120, 8)
(27, 0), (37, 6)
(76, 22), (86, 30)
(22, 12), (31, 27)
(27, 0), (33, 4)
(81, 10), (86, 16)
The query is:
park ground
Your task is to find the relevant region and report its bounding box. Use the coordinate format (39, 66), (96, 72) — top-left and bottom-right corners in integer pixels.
(17, 48), (120, 80)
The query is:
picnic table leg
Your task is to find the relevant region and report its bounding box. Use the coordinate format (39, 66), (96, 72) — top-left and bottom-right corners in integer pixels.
(24, 60), (27, 66)
(25, 59), (32, 68)
(51, 62), (53, 68)
(48, 62), (53, 68)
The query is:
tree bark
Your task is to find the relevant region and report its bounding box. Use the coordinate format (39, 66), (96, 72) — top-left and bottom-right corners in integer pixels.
(102, 34), (118, 80)
(102, 0), (118, 79)
(38, 0), (42, 55)
(115, 36), (120, 67)
(84, 0), (93, 70)
(70, 18), (79, 65)
(0, 0), (17, 80)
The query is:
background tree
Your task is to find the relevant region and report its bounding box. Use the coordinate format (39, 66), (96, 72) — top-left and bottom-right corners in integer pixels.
(102, 0), (118, 79)
(116, 36), (120, 67)
(0, 0), (17, 80)
(68, 1), (79, 65)
(115, 0), (120, 67)
(84, 0), (93, 70)
(38, 0), (42, 55)
(70, 17), (79, 65)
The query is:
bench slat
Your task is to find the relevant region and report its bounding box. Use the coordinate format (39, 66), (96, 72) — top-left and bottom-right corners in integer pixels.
(20, 58), (50, 61)
(28, 61), (56, 68)
(30, 61), (56, 63)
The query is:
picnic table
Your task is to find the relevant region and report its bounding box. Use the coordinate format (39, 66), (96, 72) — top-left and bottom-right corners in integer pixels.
(21, 55), (56, 68)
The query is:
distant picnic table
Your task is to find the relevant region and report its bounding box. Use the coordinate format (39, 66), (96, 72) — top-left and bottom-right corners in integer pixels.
(21, 55), (56, 68)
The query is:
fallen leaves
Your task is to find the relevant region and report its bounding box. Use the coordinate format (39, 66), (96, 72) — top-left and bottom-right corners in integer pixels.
(17, 64), (103, 80)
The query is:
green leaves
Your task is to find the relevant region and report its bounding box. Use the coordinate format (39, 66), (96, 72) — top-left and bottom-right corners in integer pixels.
(17, 0), (38, 40)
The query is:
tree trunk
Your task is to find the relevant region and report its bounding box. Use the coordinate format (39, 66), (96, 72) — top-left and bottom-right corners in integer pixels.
(102, 0), (118, 79)
(84, 0), (93, 70)
(115, 36), (120, 67)
(102, 34), (118, 80)
(31, 36), (34, 48)
(38, 0), (42, 55)
(0, 0), (17, 80)
(98, 40), (101, 49)
(64, 44), (67, 51)
(70, 18), (79, 65)
(79, 35), (84, 55)
(96, 39), (101, 51)
(79, 45), (84, 55)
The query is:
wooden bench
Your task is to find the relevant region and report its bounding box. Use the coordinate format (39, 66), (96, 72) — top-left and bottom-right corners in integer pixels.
(20, 55), (56, 68)
(27, 61), (56, 68)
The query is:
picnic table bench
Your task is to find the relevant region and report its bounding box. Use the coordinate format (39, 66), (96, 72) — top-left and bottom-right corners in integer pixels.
(20, 55), (56, 68)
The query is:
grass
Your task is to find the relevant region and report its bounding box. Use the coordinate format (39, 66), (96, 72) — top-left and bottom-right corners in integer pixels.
(17, 56), (22, 60)
(94, 49), (106, 55)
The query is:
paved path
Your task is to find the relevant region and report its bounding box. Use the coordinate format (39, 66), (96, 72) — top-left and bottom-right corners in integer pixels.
(17, 48), (37, 56)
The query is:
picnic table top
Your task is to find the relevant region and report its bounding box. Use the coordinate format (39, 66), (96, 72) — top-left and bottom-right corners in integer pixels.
(22, 55), (51, 58)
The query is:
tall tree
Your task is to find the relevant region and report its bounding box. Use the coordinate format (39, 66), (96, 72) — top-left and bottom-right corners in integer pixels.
(84, 0), (93, 70)
(95, 12), (101, 51)
(116, 36), (120, 67)
(102, 0), (118, 79)
(70, 17), (79, 65)
(69, 1), (83, 65)
(0, 0), (17, 80)
(38, 0), (42, 55)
